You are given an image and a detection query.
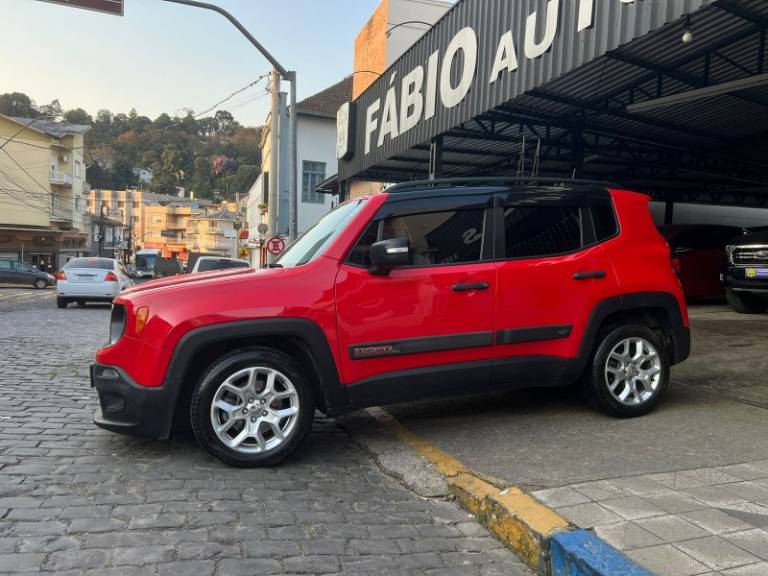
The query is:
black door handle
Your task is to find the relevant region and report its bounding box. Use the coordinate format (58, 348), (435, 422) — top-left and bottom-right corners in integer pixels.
(573, 270), (607, 280)
(452, 282), (489, 292)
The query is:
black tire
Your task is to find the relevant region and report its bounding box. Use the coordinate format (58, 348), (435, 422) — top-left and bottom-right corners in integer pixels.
(583, 324), (669, 418)
(56, 297), (68, 309)
(726, 288), (767, 314)
(190, 346), (315, 467)
(33, 279), (47, 289)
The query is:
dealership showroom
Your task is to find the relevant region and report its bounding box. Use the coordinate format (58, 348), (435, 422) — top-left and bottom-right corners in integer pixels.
(327, 0), (768, 572)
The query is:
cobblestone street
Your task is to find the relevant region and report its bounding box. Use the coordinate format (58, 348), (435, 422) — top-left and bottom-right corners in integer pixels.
(0, 289), (532, 576)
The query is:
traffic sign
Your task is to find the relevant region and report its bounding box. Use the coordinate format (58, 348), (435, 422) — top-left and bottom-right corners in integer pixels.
(38, 0), (124, 16)
(267, 237), (285, 256)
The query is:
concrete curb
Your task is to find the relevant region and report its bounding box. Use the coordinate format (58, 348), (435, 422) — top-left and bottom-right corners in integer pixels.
(347, 407), (657, 576)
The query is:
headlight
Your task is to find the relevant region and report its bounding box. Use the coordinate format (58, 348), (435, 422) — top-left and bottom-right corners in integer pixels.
(109, 304), (126, 345)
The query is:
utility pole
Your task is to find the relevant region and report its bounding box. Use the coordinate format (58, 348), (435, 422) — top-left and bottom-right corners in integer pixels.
(159, 0), (298, 245)
(268, 69), (280, 250)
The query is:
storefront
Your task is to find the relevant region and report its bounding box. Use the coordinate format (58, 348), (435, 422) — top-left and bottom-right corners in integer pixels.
(337, 0), (768, 214)
(0, 227), (88, 273)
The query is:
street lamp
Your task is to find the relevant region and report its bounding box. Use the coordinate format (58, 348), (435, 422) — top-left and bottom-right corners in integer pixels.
(159, 0), (299, 245)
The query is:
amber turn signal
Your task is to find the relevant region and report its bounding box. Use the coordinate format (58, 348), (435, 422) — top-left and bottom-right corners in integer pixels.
(135, 306), (150, 334)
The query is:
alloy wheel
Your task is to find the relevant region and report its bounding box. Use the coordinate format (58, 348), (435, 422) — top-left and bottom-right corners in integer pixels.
(604, 337), (662, 406)
(210, 366), (300, 454)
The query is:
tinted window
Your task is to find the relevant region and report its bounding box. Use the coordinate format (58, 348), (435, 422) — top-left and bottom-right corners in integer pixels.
(503, 206), (582, 258)
(380, 209), (485, 266)
(197, 259), (249, 272)
(64, 258), (115, 270)
(592, 199), (618, 241)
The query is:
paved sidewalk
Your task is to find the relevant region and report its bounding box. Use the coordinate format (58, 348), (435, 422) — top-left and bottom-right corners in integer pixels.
(0, 289), (533, 576)
(533, 465), (768, 575)
(384, 305), (768, 575)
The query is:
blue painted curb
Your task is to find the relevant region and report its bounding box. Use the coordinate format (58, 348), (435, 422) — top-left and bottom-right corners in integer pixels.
(550, 530), (656, 576)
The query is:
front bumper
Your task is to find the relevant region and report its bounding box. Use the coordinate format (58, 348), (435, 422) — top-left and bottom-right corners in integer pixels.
(90, 363), (178, 439)
(723, 270), (768, 293)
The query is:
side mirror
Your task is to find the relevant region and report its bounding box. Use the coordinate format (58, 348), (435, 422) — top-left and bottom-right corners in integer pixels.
(369, 238), (410, 276)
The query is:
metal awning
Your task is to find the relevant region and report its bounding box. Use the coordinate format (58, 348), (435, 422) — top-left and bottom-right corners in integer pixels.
(314, 173), (339, 195)
(341, 0), (768, 207)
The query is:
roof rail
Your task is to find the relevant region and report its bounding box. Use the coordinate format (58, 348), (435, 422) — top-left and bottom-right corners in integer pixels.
(385, 177), (619, 194)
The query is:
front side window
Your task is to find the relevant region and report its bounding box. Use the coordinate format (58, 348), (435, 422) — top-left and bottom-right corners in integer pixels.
(503, 205), (582, 258)
(349, 209), (485, 268)
(302, 161), (326, 204)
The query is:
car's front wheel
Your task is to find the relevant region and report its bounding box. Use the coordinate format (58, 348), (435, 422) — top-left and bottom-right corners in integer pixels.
(584, 325), (669, 418)
(34, 279), (47, 289)
(726, 288), (767, 314)
(190, 347), (315, 467)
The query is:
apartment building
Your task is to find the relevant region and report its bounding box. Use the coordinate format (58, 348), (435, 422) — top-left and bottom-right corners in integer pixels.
(0, 113), (91, 272)
(187, 206), (244, 259)
(88, 189), (209, 261)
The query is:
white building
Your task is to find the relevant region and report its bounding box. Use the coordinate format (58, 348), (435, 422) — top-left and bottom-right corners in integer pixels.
(247, 78), (352, 266)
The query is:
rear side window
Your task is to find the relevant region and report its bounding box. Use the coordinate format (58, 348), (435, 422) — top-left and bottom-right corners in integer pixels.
(503, 206), (582, 258)
(591, 199), (618, 241)
(64, 258), (115, 270)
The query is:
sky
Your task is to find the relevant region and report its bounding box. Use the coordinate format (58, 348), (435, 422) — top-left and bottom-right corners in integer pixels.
(1, 0), (383, 127)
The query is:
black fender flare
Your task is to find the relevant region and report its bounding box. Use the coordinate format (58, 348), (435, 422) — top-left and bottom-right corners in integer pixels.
(576, 292), (689, 372)
(163, 318), (347, 428)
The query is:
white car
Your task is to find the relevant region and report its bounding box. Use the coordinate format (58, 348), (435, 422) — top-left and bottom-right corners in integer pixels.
(56, 257), (134, 309)
(190, 256), (251, 273)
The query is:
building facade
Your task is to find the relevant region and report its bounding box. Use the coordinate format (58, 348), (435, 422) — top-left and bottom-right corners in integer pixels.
(87, 189), (210, 262)
(246, 78), (352, 266)
(187, 208), (243, 259)
(0, 114), (91, 272)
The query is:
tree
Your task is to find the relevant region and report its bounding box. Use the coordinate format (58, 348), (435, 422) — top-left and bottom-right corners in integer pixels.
(191, 156), (213, 199)
(0, 92), (36, 117)
(226, 164), (259, 195)
(111, 158), (136, 190)
(64, 108), (93, 125)
(214, 110), (238, 137)
(38, 99), (62, 117)
(161, 144), (181, 176)
(149, 172), (177, 195)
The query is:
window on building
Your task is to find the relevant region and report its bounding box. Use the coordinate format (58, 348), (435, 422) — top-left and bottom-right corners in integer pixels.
(262, 172), (269, 205)
(75, 197), (80, 210)
(302, 161), (326, 204)
(75, 161), (81, 178)
(503, 205), (582, 259)
(209, 220), (218, 228)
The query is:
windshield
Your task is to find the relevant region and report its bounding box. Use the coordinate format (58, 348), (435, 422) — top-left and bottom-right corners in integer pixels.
(136, 255), (157, 271)
(275, 199), (366, 267)
(197, 259), (250, 272)
(64, 258), (115, 270)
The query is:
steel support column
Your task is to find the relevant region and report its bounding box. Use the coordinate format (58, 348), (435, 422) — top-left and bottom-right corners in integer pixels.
(429, 135), (444, 180)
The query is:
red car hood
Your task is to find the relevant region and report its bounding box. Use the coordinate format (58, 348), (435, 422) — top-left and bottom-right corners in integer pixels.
(122, 268), (268, 295)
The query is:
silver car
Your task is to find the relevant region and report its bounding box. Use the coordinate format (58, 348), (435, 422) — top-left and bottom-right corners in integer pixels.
(56, 257), (134, 308)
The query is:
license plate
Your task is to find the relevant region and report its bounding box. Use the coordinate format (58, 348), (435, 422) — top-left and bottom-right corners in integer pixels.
(745, 268), (768, 279)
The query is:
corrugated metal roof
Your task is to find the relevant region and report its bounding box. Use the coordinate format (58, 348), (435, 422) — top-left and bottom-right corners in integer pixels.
(344, 0), (768, 202)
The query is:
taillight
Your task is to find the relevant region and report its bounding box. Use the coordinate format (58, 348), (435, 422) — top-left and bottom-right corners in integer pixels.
(56, 271), (66, 281)
(105, 271), (118, 282)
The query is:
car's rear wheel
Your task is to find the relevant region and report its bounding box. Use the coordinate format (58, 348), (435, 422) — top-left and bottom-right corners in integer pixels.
(56, 297), (68, 309)
(726, 288), (767, 314)
(33, 278), (47, 289)
(584, 325), (669, 418)
(190, 347), (314, 467)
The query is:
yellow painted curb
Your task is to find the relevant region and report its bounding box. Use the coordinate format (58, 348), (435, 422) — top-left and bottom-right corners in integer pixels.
(367, 407), (572, 573)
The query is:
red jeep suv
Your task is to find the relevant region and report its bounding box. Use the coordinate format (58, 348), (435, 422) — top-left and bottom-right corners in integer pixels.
(92, 178), (690, 467)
